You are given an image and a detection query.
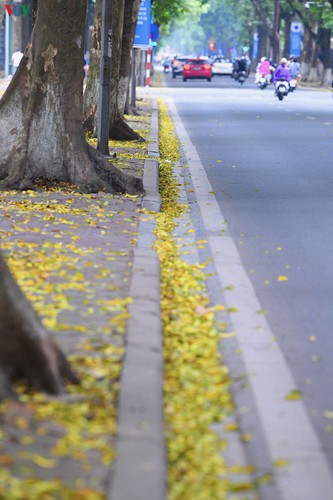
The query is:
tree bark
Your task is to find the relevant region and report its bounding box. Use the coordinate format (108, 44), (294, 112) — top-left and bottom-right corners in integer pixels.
(109, 0), (144, 141)
(257, 24), (270, 60)
(0, 0), (143, 195)
(282, 10), (292, 58)
(0, 252), (79, 400)
(271, 0), (280, 62)
(319, 28), (332, 86)
(83, 0), (102, 136)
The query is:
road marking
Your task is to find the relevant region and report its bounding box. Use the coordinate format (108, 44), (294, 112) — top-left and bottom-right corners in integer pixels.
(166, 96), (333, 500)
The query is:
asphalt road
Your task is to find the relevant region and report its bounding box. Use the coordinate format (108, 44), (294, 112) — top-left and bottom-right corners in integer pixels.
(154, 71), (333, 482)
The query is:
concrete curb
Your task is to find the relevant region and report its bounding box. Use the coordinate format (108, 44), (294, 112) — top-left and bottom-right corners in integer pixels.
(142, 99), (162, 213)
(109, 98), (166, 500)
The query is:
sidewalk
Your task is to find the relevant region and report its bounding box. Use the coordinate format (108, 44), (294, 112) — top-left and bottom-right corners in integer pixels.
(0, 76), (11, 95)
(0, 98), (165, 499)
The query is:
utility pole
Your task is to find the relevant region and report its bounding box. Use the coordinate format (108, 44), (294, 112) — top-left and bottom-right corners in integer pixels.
(97, 0), (113, 155)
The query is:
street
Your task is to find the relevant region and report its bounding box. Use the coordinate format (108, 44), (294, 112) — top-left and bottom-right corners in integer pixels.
(150, 71), (333, 499)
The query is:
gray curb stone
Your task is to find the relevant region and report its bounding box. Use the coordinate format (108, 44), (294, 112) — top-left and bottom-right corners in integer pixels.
(109, 98), (166, 500)
(142, 100), (162, 213)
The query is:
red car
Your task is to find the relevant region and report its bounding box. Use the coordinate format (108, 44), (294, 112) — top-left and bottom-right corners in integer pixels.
(182, 59), (212, 82)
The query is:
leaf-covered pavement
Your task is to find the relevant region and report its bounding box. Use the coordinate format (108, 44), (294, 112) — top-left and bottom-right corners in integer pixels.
(0, 106), (151, 498)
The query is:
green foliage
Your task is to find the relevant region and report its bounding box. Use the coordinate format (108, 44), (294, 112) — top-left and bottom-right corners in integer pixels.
(152, 0), (203, 26)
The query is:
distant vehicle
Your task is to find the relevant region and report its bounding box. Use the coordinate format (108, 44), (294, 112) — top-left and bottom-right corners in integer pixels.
(182, 58), (212, 82)
(171, 56), (192, 78)
(275, 78), (290, 100)
(162, 57), (172, 73)
(211, 57), (233, 76)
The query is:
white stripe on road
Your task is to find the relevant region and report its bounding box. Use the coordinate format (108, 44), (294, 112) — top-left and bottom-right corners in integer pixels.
(166, 97), (333, 500)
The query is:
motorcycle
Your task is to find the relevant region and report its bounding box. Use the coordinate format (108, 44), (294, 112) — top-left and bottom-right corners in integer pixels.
(275, 78), (289, 101)
(237, 70), (247, 85)
(289, 77), (297, 92)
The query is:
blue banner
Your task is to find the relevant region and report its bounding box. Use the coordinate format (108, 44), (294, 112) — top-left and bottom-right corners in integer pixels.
(252, 33), (258, 59)
(290, 22), (302, 57)
(134, 0), (151, 49)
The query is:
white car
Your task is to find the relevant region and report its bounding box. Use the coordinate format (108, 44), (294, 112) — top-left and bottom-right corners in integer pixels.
(211, 57), (233, 76)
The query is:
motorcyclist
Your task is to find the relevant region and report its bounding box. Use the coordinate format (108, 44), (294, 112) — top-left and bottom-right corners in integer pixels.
(289, 57), (301, 83)
(238, 56), (247, 72)
(257, 57), (271, 83)
(235, 56), (247, 80)
(273, 57), (291, 85)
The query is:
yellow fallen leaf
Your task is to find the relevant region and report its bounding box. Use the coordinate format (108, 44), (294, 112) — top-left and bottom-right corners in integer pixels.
(277, 275), (288, 281)
(323, 411), (333, 419)
(285, 389), (302, 400)
(273, 459), (288, 467)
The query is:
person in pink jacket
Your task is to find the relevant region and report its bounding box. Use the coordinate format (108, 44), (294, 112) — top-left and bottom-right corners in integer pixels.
(255, 57), (271, 84)
(259, 57), (271, 76)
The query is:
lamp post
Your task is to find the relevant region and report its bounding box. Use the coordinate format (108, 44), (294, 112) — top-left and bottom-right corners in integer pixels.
(97, 0), (113, 155)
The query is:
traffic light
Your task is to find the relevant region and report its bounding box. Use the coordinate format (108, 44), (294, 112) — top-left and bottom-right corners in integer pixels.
(209, 42), (214, 51)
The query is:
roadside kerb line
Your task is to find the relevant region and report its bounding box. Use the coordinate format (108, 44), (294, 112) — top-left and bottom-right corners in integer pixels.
(166, 97), (333, 500)
(109, 98), (166, 500)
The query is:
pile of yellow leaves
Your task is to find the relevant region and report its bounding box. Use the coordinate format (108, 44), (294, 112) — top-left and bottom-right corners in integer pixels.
(155, 100), (238, 499)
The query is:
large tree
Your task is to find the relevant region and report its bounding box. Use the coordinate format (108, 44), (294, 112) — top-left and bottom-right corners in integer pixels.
(109, 0), (142, 140)
(0, 0), (143, 194)
(84, 0), (142, 141)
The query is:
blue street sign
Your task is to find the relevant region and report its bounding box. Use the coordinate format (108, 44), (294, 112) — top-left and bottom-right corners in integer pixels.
(150, 22), (159, 42)
(134, 0), (151, 49)
(290, 22), (302, 57)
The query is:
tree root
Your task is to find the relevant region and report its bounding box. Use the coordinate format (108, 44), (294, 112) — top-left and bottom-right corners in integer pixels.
(0, 253), (80, 401)
(87, 145), (144, 195)
(109, 116), (145, 142)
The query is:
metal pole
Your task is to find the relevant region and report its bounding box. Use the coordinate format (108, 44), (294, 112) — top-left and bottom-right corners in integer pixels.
(97, 0), (113, 155)
(141, 50), (146, 86)
(130, 48), (137, 108)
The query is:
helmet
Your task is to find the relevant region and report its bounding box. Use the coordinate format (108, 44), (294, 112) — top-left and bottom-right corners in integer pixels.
(261, 57), (266, 62)
(280, 57), (287, 64)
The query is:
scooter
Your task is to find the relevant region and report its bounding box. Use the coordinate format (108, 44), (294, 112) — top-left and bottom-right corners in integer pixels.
(275, 78), (289, 100)
(289, 77), (297, 92)
(257, 74), (269, 89)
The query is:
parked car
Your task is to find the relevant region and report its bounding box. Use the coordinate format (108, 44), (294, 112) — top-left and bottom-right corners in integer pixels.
(182, 58), (212, 82)
(171, 56), (192, 78)
(211, 57), (233, 76)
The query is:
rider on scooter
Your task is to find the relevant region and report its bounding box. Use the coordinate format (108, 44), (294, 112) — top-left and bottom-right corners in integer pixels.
(273, 58), (291, 92)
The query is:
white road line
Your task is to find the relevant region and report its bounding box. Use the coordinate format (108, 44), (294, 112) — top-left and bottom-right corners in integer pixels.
(166, 97), (333, 500)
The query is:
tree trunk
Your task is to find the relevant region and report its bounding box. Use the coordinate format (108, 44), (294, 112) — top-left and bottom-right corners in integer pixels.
(0, 0), (143, 195)
(109, 0), (144, 141)
(83, 0), (102, 136)
(0, 252), (79, 400)
(308, 23), (320, 82)
(301, 27), (313, 81)
(118, 0), (141, 116)
(283, 11), (292, 58)
(271, 0), (280, 62)
(257, 24), (271, 60)
(319, 28), (332, 86)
